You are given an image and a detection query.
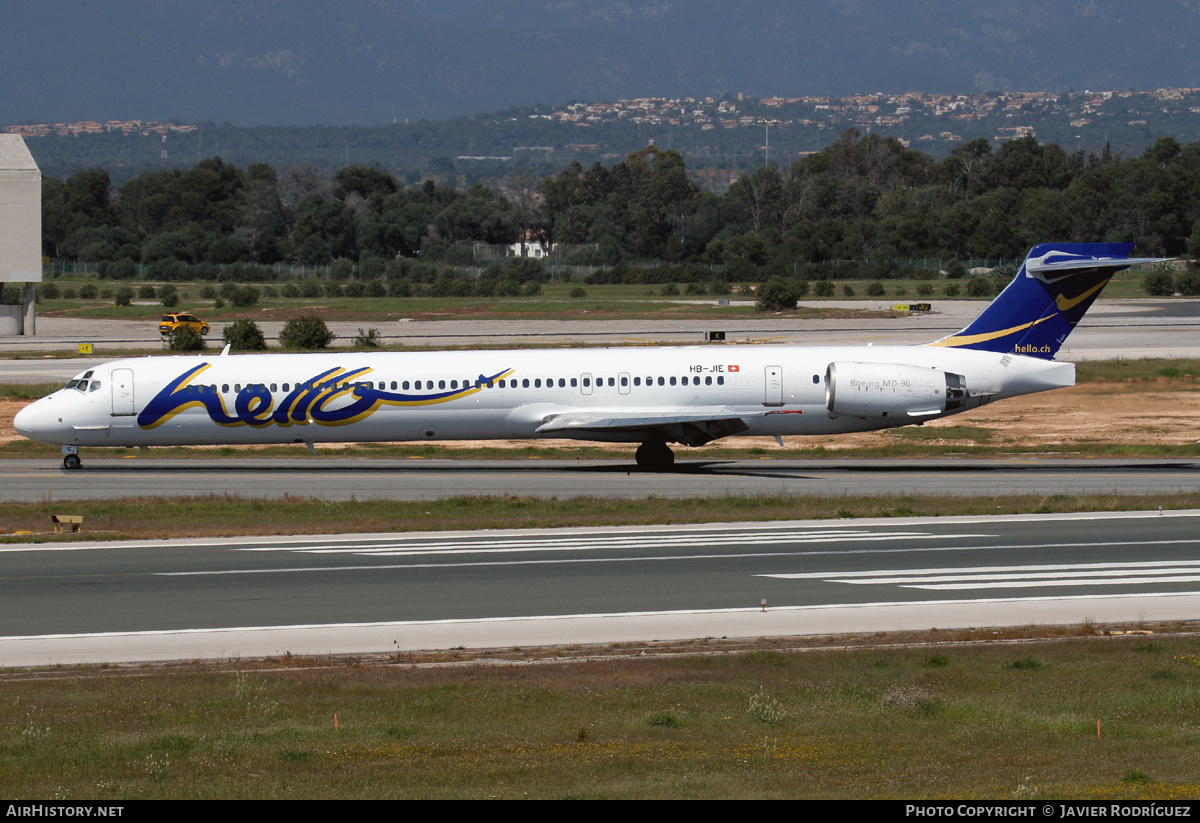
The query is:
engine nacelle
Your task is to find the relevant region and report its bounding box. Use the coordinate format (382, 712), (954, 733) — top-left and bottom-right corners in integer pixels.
(825, 361), (966, 419)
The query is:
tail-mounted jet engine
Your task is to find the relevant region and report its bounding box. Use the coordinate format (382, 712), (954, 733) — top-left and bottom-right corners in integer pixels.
(825, 361), (966, 419)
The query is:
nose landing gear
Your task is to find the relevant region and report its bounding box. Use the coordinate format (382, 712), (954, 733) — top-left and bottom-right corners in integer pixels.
(62, 446), (81, 470)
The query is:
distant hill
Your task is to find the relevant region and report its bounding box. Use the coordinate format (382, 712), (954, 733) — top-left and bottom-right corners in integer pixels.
(18, 88), (1200, 187)
(7, 1), (1200, 126)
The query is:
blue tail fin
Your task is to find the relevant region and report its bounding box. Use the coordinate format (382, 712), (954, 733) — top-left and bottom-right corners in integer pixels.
(930, 243), (1163, 359)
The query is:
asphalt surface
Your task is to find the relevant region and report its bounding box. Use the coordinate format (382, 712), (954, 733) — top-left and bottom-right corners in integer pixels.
(1, 457), (1199, 501)
(1, 511), (1197, 665)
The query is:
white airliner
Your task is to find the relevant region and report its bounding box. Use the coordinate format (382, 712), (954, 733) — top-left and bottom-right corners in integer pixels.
(14, 242), (1161, 471)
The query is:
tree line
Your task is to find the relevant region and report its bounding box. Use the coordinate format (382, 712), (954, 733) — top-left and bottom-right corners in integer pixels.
(40, 130), (1200, 287)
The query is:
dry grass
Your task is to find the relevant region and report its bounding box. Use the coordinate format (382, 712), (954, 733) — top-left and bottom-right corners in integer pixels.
(3, 627), (1199, 799)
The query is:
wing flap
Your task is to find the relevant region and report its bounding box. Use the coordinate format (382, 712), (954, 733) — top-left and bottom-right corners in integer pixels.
(535, 407), (761, 447)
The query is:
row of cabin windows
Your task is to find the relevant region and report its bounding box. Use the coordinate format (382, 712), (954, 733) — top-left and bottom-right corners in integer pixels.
(181, 374), (729, 395)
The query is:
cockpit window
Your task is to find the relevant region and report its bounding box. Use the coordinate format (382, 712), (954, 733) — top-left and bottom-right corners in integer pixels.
(65, 370), (97, 393)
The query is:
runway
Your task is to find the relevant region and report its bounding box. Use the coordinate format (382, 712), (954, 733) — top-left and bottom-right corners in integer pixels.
(0, 457), (1197, 501)
(2, 510), (1198, 666)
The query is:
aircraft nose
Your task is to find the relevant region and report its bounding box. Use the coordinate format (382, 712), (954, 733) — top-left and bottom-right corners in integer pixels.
(13, 397), (65, 444)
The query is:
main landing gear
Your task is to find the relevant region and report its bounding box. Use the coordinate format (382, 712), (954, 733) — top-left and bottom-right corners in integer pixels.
(62, 446), (81, 470)
(635, 441), (675, 472)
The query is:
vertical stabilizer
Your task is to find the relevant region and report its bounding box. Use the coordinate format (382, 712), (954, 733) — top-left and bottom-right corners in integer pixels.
(930, 243), (1164, 359)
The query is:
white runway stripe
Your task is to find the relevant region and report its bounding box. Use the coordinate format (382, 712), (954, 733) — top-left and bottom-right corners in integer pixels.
(763, 559), (1200, 591)
(240, 530), (985, 557)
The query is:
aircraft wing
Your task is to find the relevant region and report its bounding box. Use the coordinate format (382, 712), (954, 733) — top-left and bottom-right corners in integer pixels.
(535, 407), (788, 446)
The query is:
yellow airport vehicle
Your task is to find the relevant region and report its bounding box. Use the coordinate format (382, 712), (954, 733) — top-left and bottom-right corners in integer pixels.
(158, 312), (210, 337)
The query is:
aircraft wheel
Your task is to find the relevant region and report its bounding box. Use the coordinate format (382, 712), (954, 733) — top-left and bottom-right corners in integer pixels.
(63, 454), (82, 470)
(635, 442), (675, 472)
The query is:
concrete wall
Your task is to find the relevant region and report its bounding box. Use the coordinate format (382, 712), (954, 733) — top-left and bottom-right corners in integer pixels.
(0, 304), (23, 335)
(0, 135), (42, 284)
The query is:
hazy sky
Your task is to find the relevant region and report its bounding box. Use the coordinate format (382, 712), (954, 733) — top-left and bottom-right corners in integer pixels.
(5, 1), (1200, 125)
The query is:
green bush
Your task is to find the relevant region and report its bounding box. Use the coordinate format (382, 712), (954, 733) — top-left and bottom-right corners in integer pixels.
(79, 284), (98, 299)
(167, 327), (206, 352)
(108, 259), (137, 280)
(1174, 267), (1200, 296)
(138, 284), (156, 299)
(279, 315), (334, 350)
(1143, 270), (1175, 296)
(754, 277), (802, 312)
(865, 281), (885, 297)
(159, 284), (180, 308)
(222, 319), (267, 351)
(570, 287), (588, 298)
(813, 279), (835, 297)
(966, 277), (996, 298)
(354, 327), (382, 348)
(113, 286), (134, 307)
(229, 285), (260, 307)
(38, 282), (60, 300)
(944, 283), (961, 297)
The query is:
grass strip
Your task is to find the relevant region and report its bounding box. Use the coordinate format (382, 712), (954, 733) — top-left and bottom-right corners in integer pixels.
(3, 492), (1198, 542)
(3, 631), (1200, 798)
